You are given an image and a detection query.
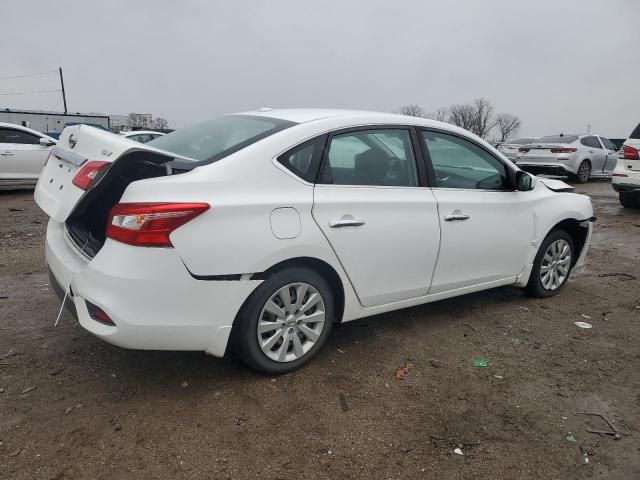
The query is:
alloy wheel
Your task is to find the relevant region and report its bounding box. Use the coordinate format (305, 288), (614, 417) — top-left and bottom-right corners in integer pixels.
(540, 239), (572, 290)
(578, 162), (591, 183)
(257, 283), (326, 362)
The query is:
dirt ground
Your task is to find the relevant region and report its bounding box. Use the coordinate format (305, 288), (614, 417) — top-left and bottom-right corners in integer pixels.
(1, 181), (639, 479)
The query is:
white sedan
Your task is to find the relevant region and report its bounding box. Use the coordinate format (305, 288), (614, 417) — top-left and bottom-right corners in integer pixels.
(35, 110), (594, 374)
(0, 122), (56, 189)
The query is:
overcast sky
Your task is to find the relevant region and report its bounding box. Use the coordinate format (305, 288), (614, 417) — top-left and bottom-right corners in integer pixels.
(2, 0), (639, 137)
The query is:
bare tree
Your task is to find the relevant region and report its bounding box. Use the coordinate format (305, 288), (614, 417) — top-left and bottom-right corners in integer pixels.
(152, 117), (169, 129)
(469, 98), (495, 139)
(447, 103), (476, 131)
(425, 108), (450, 122)
(396, 104), (425, 117)
(494, 113), (521, 142)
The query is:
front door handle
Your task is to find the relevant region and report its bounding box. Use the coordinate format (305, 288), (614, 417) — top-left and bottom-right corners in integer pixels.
(329, 217), (365, 228)
(444, 213), (470, 221)
(1, 151), (14, 156)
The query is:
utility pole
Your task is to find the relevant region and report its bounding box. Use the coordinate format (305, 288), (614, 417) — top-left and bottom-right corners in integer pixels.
(59, 67), (67, 113)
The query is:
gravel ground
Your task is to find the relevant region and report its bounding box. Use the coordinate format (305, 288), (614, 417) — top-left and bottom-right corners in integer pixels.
(1, 181), (639, 479)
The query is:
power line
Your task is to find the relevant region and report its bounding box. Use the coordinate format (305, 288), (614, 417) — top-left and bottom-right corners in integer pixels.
(0, 89), (61, 96)
(0, 70), (58, 81)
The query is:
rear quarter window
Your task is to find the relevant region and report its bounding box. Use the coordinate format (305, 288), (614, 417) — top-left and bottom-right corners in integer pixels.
(276, 135), (327, 183)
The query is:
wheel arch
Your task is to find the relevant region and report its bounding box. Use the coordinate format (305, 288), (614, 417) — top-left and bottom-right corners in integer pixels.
(252, 256), (346, 323)
(544, 218), (589, 266)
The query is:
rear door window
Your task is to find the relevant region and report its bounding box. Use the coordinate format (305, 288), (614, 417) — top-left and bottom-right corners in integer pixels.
(317, 129), (419, 187)
(580, 136), (602, 149)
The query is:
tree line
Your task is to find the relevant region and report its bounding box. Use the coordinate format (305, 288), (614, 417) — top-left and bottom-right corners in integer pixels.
(396, 98), (521, 143)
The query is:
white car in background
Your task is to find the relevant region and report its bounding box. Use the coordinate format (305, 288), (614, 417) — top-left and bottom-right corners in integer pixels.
(497, 137), (537, 162)
(517, 134), (618, 183)
(612, 121), (640, 208)
(0, 122), (56, 189)
(120, 130), (166, 143)
(35, 110), (594, 374)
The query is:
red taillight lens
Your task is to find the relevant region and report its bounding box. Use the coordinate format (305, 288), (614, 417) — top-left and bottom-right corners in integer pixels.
(106, 202), (210, 247)
(519, 147), (530, 153)
(550, 147), (577, 153)
(621, 145), (639, 160)
(72, 161), (110, 190)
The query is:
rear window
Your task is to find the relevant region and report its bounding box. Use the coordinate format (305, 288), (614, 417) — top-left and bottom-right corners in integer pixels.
(148, 115), (297, 163)
(508, 137), (536, 145)
(537, 135), (578, 144)
(630, 122), (640, 139)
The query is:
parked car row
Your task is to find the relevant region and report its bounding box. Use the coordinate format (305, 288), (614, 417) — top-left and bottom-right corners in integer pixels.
(498, 134), (619, 183)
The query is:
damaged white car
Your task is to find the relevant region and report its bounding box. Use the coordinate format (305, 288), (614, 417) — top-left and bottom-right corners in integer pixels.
(35, 109), (594, 374)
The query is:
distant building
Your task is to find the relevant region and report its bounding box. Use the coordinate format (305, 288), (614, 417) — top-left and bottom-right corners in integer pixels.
(129, 113), (153, 129)
(0, 108), (110, 134)
(109, 114), (131, 133)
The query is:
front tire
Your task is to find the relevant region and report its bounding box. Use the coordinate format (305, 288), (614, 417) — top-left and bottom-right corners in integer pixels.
(525, 229), (574, 298)
(574, 160), (591, 183)
(232, 267), (334, 375)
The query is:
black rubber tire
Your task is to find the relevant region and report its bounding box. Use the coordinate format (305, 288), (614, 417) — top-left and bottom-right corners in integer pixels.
(574, 160), (591, 184)
(619, 192), (637, 209)
(525, 229), (574, 298)
(232, 267), (334, 375)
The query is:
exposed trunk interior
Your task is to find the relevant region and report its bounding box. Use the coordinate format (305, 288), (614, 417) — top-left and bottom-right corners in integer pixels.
(65, 152), (182, 258)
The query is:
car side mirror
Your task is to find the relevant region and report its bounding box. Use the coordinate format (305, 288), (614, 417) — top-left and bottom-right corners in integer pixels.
(516, 171), (534, 191)
(39, 138), (56, 147)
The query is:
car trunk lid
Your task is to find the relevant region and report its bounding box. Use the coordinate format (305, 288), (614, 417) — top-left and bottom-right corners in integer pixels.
(34, 125), (190, 223)
(519, 143), (568, 162)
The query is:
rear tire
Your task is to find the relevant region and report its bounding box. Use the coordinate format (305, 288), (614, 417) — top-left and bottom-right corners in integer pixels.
(574, 160), (591, 183)
(619, 192), (638, 208)
(232, 267), (334, 375)
(525, 229), (574, 298)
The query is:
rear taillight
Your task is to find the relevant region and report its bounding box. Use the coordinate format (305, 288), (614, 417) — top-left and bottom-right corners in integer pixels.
(72, 161), (110, 190)
(620, 145), (639, 160)
(519, 147), (530, 153)
(106, 202), (210, 247)
(550, 147), (577, 153)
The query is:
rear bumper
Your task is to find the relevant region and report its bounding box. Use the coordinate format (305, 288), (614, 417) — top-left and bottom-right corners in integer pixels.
(518, 163), (575, 176)
(611, 173), (640, 193)
(45, 220), (261, 357)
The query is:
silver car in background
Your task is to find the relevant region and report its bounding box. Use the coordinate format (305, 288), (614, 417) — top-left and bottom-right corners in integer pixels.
(517, 134), (618, 183)
(497, 137), (537, 162)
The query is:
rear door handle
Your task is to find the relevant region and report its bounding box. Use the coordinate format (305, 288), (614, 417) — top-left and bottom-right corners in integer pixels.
(329, 218), (365, 228)
(444, 213), (470, 221)
(1, 151), (14, 156)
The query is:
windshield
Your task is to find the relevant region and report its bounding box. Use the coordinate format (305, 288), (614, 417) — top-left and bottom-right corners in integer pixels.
(148, 115), (297, 163)
(537, 135), (578, 144)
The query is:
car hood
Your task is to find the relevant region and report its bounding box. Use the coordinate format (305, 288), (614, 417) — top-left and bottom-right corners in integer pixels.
(536, 177), (574, 192)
